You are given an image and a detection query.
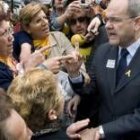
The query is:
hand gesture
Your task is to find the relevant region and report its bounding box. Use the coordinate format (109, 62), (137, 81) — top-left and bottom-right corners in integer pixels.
(43, 57), (62, 74)
(66, 119), (90, 139)
(67, 95), (81, 118)
(63, 51), (83, 78)
(87, 16), (101, 35)
(23, 46), (49, 71)
(64, 1), (81, 19)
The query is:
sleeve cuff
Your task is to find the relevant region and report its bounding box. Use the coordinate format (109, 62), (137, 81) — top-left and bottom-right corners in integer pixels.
(69, 74), (83, 83)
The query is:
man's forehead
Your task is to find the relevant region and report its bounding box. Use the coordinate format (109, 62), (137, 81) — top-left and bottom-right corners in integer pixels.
(106, 0), (128, 17)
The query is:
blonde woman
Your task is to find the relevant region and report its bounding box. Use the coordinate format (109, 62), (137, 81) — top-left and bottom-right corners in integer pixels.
(8, 68), (68, 139)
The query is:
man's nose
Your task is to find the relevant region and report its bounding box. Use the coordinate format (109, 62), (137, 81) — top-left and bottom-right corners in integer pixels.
(105, 20), (114, 29)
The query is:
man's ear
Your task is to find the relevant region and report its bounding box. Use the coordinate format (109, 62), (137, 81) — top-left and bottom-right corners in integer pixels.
(48, 109), (58, 121)
(134, 17), (140, 31)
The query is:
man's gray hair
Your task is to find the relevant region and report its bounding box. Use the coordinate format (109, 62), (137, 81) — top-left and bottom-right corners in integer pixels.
(128, 0), (140, 18)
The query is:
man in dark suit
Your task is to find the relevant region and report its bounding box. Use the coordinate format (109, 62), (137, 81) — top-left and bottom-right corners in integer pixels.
(66, 0), (140, 139)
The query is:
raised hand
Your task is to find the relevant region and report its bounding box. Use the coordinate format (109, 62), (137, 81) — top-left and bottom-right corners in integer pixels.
(23, 45), (53, 71)
(87, 16), (101, 35)
(63, 51), (83, 78)
(42, 57), (62, 74)
(64, 1), (81, 19)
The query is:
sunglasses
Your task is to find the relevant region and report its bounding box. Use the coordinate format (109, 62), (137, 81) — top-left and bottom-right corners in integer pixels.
(69, 17), (87, 25)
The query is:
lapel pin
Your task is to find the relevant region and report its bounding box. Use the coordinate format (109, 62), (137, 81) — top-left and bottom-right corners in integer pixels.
(125, 70), (131, 77)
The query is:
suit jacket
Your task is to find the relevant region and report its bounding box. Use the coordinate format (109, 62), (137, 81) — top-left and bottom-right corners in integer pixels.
(0, 62), (13, 91)
(70, 43), (140, 140)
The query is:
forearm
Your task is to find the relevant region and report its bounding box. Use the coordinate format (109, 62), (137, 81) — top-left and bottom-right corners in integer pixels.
(55, 14), (68, 26)
(50, 14), (67, 31)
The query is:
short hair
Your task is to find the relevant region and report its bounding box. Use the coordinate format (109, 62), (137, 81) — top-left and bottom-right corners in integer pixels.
(0, 89), (14, 140)
(19, 2), (49, 26)
(8, 68), (63, 132)
(128, 0), (140, 18)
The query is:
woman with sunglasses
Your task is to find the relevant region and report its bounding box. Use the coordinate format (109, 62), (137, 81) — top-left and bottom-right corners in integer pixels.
(67, 7), (108, 123)
(68, 7), (108, 71)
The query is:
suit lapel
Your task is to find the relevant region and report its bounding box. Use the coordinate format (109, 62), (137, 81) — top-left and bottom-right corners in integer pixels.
(106, 45), (118, 95)
(115, 46), (140, 93)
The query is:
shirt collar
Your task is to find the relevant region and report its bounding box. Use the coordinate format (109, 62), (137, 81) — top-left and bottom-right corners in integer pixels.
(119, 38), (140, 57)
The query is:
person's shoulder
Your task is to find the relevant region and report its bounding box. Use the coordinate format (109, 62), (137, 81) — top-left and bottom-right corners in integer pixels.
(50, 31), (65, 36)
(93, 42), (113, 59)
(0, 62), (9, 69)
(0, 62), (13, 78)
(14, 31), (31, 39)
(96, 42), (111, 53)
(13, 30), (32, 45)
(50, 31), (67, 40)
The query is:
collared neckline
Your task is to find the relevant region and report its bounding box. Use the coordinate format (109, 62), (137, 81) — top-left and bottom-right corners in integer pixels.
(118, 38), (140, 60)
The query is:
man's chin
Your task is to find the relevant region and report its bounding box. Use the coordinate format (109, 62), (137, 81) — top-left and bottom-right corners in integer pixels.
(109, 39), (119, 46)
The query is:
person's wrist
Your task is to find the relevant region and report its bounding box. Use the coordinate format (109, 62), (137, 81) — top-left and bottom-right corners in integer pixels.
(63, 12), (69, 20)
(97, 126), (105, 139)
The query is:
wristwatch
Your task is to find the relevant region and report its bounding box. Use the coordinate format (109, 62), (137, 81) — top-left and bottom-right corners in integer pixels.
(98, 125), (105, 139)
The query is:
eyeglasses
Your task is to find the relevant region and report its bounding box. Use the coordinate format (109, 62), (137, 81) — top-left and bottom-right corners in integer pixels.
(104, 16), (133, 24)
(0, 27), (13, 37)
(69, 17), (87, 25)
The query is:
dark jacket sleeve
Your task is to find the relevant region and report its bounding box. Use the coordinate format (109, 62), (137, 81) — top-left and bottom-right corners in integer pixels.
(13, 31), (34, 62)
(103, 111), (140, 138)
(0, 63), (13, 91)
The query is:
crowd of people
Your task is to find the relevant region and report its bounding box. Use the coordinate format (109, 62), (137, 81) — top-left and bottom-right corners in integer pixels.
(1, 0), (140, 139)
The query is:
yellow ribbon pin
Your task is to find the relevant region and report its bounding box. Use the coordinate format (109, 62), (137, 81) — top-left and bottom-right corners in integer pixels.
(125, 70), (131, 77)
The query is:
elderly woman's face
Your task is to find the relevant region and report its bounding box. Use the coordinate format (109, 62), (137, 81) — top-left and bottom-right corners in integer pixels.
(27, 10), (49, 40)
(0, 20), (13, 57)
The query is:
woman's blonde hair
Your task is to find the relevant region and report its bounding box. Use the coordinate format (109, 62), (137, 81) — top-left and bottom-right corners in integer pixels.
(19, 2), (49, 26)
(8, 68), (63, 132)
